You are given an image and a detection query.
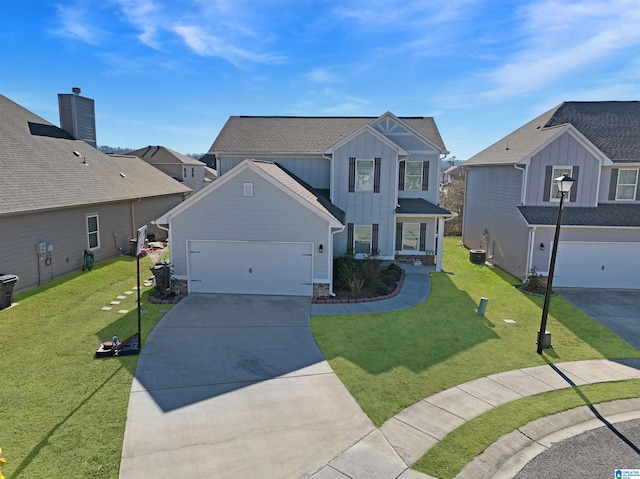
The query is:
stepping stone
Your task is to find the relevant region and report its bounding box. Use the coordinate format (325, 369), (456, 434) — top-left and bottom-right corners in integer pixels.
(101, 307), (112, 311)
(110, 301), (121, 305)
(132, 286), (139, 290)
(143, 281), (153, 287)
(504, 319), (516, 324)
(116, 295), (127, 300)
(117, 310), (129, 314)
(141, 310), (148, 314)
(124, 291), (134, 295)
(159, 309), (169, 313)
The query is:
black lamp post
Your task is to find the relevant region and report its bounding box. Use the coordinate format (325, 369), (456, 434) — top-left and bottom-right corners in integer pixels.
(537, 174), (575, 354)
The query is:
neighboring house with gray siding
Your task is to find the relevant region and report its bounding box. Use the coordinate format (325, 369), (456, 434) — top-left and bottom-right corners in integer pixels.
(128, 145), (216, 192)
(0, 94), (191, 292)
(463, 101), (640, 289)
(156, 112), (454, 298)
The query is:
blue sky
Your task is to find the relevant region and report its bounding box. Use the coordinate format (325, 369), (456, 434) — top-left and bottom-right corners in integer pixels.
(2, 0), (639, 160)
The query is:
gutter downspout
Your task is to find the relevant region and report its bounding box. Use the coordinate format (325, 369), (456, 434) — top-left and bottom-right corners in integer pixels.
(329, 225), (346, 296)
(527, 226), (537, 277)
(513, 164), (527, 205)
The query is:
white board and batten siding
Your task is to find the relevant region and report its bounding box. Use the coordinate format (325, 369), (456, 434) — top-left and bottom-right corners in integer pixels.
(187, 240), (313, 296)
(553, 242), (640, 289)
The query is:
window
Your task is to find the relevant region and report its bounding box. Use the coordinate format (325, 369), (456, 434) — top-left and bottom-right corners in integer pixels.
(402, 223), (420, 251)
(191, 167), (195, 178)
(616, 169), (638, 200)
(87, 214), (99, 250)
(356, 159), (374, 191)
(354, 225), (372, 255)
(549, 166), (572, 201)
(405, 162), (423, 190)
(183, 167), (187, 178)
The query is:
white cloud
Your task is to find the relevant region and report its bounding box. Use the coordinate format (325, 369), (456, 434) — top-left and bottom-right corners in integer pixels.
(304, 68), (342, 84)
(170, 24), (285, 66)
(114, 0), (163, 48)
(53, 4), (103, 44)
(482, 0), (640, 99)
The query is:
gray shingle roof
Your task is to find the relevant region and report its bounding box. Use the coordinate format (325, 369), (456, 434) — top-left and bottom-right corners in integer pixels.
(129, 145), (205, 166)
(465, 101), (640, 166)
(252, 160), (345, 224)
(0, 94), (191, 216)
(545, 102), (640, 162)
(517, 204), (640, 227)
(396, 198), (453, 216)
(210, 115), (445, 154)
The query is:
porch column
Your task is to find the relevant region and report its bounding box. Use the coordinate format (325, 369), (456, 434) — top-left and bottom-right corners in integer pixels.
(436, 216), (444, 272)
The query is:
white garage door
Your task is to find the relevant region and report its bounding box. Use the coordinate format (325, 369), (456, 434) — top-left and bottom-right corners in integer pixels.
(554, 242), (640, 289)
(187, 240), (313, 296)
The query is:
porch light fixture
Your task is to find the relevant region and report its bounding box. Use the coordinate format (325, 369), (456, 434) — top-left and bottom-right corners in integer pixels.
(539, 243), (545, 251)
(536, 174), (574, 354)
(318, 244), (324, 253)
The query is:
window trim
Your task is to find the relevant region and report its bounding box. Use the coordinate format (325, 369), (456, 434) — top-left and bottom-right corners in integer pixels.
(355, 159), (374, 192)
(86, 213), (100, 251)
(353, 225), (372, 255)
(402, 222), (420, 251)
(616, 168), (638, 201)
(549, 166), (573, 202)
(404, 161), (423, 191)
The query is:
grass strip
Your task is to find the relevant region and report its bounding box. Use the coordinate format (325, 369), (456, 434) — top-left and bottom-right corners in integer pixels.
(311, 237), (640, 426)
(0, 256), (167, 479)
(414, 378), (640, 479)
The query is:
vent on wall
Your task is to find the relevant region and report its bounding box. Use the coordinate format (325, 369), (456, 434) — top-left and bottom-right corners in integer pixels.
(243, 183), (254, 197)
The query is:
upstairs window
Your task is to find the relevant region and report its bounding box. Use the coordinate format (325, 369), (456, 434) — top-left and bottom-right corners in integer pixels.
(405, 162), (423, 190)
(549, 166), (572, 201)
(86, 214), (100, 250)
(616, 169), (638, 200)
(356, 159), (374, 191)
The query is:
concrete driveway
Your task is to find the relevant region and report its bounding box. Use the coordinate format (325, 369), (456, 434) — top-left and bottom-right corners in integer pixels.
(120, 294), (374, 479)
(557, 288), (640, 350)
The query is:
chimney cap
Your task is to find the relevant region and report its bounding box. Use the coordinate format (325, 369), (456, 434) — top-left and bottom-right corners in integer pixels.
(72, 87), (81, 95)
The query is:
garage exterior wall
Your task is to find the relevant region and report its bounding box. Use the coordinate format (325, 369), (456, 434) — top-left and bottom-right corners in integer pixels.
(169, 168), (333, 283)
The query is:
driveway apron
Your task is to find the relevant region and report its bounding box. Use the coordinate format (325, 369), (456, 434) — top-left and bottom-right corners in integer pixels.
(120, 293), (374, 479)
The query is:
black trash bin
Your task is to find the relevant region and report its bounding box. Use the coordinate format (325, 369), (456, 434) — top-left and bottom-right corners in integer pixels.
(0, 274), (19, 310)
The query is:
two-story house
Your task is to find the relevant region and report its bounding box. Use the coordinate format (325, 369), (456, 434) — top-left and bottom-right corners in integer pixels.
(463, 101), (640, 289)
(155, 112), (454, 298)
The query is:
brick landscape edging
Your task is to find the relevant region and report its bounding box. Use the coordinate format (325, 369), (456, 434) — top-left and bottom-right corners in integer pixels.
(312, 270), (405, 304)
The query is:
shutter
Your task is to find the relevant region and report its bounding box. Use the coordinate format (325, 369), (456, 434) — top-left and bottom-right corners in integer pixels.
(395, 223), (403, 250)
(347, 223), (354, 254)
(422, 161), (430, 191)
(419, 223), (427, 251)
(569, 166), (579, 202)
(373, 157), (381, 193)
(371, 224), (379, 254)
(543, 166), (553, 202)
(348, 157), (356, 193)
(636, 170), (640, 200)
(398, 161), (405, 191)
(609, 169), (618, 201)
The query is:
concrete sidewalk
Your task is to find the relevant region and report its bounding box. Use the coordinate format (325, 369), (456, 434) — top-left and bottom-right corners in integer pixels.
(307, 359), (640, 479)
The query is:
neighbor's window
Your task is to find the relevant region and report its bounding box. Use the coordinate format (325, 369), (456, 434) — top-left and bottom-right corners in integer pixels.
(616, 169), (638, 200)
(356, 159), (374, 191)
(87, 214), (100, 250)
(550, 166), (572, 201)
(405, 161), (423, 190)
(354, 225), (372, 254)
(402, 223), (420, 251)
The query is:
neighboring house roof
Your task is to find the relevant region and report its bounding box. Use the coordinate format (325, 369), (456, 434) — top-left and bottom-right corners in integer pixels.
(129, 145), (205, 166)
(517, 204), (640, 227)
(396, 198), (454, 216)
(0, 94), (191, 216)
(210, 115), (446, 154)
(464, 101), (640, 166)
(156, 159), (344, 226)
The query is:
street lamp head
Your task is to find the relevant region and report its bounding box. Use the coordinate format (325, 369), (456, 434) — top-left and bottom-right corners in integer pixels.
(555, 174), (575, 194)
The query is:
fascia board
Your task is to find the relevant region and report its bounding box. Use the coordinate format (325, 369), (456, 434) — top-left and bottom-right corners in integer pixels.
(324, 125), (408, 156)
(213, 151), (324, 158)
(372, 112), (449, 155)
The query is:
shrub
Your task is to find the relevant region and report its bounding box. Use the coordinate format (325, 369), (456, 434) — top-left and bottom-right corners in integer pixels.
(359, 256), (382, 287)
(375, 282), (390, 295)
(523, 267), (545, 294)
(335, 253), (355, 284)
(383, 273), (398, 288)
(387, 263), (403, 273)
(347, 276), (365, 298)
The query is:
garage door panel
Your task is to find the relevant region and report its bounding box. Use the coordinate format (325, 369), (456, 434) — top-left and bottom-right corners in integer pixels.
(187, 240), (313, 296)
(554, 242), (640, 289)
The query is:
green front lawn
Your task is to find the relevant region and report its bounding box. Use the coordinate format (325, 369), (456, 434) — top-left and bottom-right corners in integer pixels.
(0, 257), (167, 479)
(311, 237), (640, 427)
